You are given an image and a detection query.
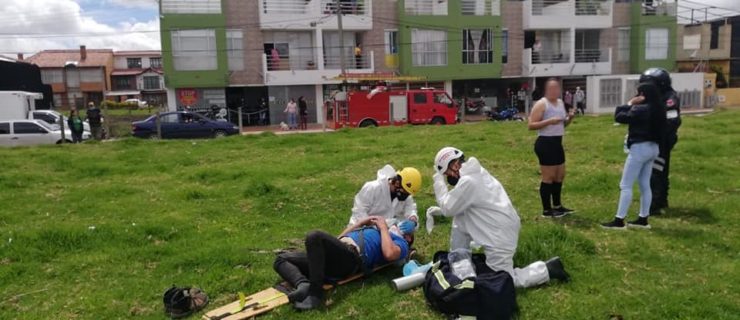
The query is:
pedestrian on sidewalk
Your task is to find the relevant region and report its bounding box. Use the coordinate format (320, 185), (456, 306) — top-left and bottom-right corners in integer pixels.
(284, 98), (298, 130)
(298, 96), (308, 130)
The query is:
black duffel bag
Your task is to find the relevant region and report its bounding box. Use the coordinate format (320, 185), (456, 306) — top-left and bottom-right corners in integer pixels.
(423, 251), (517, 320)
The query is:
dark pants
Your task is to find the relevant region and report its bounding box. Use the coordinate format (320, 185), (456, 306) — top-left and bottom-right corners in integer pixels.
(300, 114), (308, 130)
(273, 230), (361, 296)
(71, 131), (83, 143)
(651, 134), (677, 210)
(576, 102), (585, 114)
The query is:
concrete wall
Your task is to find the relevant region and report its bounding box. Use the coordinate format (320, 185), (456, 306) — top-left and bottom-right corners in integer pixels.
(676, 23), (732, 61)
(501, 0), (523, 77)
(610, 2), (631, 75)
(586, 72), (704, 114)
(225, 0), (264, 86)
(716, 88), (740, 107)
(368, 0), (399, 73)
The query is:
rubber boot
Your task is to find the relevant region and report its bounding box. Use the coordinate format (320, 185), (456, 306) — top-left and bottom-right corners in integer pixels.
(545, 256), (570, 282)
(287, 282), (310, 303)
(293, 294), (323, 311)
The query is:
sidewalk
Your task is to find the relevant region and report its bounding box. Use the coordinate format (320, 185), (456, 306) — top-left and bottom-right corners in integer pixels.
(240, 123), (334, 135)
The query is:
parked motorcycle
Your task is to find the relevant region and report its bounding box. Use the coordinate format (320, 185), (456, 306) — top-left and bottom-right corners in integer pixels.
(489, 106), (524, 122)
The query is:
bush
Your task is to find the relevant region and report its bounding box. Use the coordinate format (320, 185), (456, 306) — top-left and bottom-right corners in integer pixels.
(101, 100), (137, 110)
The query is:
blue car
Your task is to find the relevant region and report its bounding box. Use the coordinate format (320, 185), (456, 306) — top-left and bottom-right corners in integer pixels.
(131, 111), (240, 139)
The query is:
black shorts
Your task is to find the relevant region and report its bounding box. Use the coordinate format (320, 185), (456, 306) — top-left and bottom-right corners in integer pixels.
(534, 136), (565, 166)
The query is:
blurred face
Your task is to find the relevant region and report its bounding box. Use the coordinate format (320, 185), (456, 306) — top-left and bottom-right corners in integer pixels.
(444, 159), (462, 179)
(390, 178), (410, 200)
(545, 80), (561, 100)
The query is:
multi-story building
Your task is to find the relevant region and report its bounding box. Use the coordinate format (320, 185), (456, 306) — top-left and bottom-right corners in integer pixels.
(676, 17), (735, 88)
(107, 51), (166, 106)
(25, 46), (114, 108)
(158, 0), (678, 123)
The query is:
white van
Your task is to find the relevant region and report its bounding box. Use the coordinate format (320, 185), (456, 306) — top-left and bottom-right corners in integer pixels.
(0, 120), (90, 147)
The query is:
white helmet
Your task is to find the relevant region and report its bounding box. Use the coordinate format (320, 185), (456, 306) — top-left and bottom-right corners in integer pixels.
(435, 147), (464, 174)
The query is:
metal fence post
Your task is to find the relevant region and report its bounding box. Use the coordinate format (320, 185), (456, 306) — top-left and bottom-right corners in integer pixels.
(103, 102), (109, 139)
(59, 112), (66, 144)
(155, 111), (162, 139)
(238, 107), (243, 133)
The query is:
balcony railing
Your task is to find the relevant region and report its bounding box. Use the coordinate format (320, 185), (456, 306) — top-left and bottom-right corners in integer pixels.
(641, 0), (676, 16)
(266, 54), (318, 71)
(323, 53), (372, 69)
(262, 0), (367, 15)
(320, 0), (367, 15)
(405, 0), (448, 16)
(532, 0), (567, 15)
(532, 50), (571, 64)
(461, 0), (500, 16)
(574, 48), (609, 62)
(262, 0), (310, 14)
(575, 0), (610, 15)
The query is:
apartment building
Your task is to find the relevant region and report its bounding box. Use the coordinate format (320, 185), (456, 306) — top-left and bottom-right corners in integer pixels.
(676, 18), (734, 88)
(25, 46), (114, 108)
(107, 51), (166, 106)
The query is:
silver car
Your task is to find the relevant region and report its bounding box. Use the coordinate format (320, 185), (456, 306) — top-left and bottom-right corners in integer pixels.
(0, 120), (90, 147)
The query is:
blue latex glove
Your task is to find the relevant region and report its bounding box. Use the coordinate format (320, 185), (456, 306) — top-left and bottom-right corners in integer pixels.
(398, 220), (417, 234)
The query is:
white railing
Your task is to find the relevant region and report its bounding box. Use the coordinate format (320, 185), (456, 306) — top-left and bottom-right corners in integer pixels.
(532, 0), (568, 15)
(574, 48), (609, 62)
(532, 50), (571, 64)
(405, 0), (448, 15)
(320, 0), (367, 15)
(266, 54), (319, 71)
(575, 0), (610, 15)
(461, 0), (501, 16)
(162, 0), (221, 14)
(641, 0), (676, 16)
(262, 0), (311, 14)
(323, 53), (372, 69)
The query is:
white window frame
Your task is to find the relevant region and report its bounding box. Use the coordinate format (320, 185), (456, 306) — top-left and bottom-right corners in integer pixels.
(171, 29), (218, 71)
(411, 29), (448, 67)
(645, 28), (669, 60)
(384, 29), (399, 54)
(617, 27), (630, 62)
(226, 29), (245, 71)
(161, 0), (221, 14)
(600, 78), (622, 107)
(462, 28), (493, 64)
(80, 69), (104, 83)
(41, 69), (63, 84)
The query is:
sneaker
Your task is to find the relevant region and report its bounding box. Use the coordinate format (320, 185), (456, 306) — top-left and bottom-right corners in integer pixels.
(627, 217), (651, 229)
(553, 206), (575, 214)
(542, 209), (569, 218)
(600, 218), (626, 230)
(545, 256), (570, 282)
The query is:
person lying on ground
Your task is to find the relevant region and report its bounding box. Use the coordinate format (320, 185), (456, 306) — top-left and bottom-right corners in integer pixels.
(429, 147), (570, 288)
(273, 216), (414, 311)
(348, 165), (422, 233)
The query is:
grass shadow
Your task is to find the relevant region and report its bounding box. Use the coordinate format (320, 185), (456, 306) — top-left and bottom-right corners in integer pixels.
(658, 207), (717, 224)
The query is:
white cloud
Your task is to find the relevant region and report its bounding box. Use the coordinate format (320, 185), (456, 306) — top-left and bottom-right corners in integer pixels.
(0, 0), (160, 56)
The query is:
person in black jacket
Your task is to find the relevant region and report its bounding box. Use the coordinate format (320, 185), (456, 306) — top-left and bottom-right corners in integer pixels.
(298, 96), (308, 130)
(639, 68), (681, 214)
(602, 82), (666, 230)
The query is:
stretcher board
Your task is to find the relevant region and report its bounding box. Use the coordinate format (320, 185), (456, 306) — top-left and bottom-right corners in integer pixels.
(203, 250), (415, 320)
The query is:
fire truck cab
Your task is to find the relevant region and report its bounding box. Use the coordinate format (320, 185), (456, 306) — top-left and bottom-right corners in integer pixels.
(332, 88), (458, 128)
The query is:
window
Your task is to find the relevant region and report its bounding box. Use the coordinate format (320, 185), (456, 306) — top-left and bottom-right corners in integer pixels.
(161, 0), (221, 14)
(385, 30), (398, 54)
(411, 29), (447, 66)
(710, 23), (719, 49)
(160, 114), (179, 123)
(115, 77), (131, 90)
(53, 94), (62, 107)
(127, 58), (142, 69)
(617, 28), (630, 62)
(600, 79), (622, 107)
(80, 69), (103, 82)
(683, 34), (701, 50)
(144, 76), (160, 90)
(0, 123), (9, 134)
(32, 112), (57, 124)
(150, 57), (162, 68)
(413, 93), (427, 104)
(41, 69), (63, 84)
(463, 29), (492, 64)
(226, 30), (245, 71)
(65, 69), (80, 88)
(502, 29), (508, 63)
(434, 92), (452, 106)
(645, 28), (669, 60)
(13, 122), (47, 134)
(172, 29), (218, 71)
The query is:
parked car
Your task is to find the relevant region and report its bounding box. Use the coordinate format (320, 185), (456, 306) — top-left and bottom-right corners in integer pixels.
(125, 99), (148, 109)
(0, 120), (90, 147)
(30, 110), (92, 132)
(131, 111), (240, 139)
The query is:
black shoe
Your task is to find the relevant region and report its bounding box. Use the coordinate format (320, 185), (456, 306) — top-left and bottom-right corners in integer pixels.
(627, 217), (651, 229)
(287, 282), (310, 303)
(542, 209), (569, 218)
(553, 206), (575, 214)
(293, 295), (323, 311)
(545, 256), (570, 282)
(601, 218), (626, 230)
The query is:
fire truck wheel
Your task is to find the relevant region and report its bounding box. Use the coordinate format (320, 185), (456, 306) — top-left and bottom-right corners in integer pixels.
(359, 119), (377, 128)
(431, 117), (446, 125)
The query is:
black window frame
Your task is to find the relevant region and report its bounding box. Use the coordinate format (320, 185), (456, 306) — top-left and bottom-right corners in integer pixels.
(0, 123), (9, 134)
(127, 58), (143, 69)
(13, 122), (47, 134)
(413, 92), (428, 104)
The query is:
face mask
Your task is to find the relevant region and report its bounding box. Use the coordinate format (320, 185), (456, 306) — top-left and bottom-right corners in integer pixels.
(447, 175), (459, 186)
(390, 191), (398, 201)
(396, 191), (409, 201)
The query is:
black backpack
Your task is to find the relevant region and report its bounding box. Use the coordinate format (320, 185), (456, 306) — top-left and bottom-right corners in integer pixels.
(423, 251), (517, 320)
(163, 286), (208, 319)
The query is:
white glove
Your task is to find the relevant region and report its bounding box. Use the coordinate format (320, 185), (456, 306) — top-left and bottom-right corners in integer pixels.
(425, 206), (442, 234)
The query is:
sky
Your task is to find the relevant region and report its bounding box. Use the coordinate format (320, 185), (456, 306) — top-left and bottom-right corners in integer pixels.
(0, 0), (738, 58)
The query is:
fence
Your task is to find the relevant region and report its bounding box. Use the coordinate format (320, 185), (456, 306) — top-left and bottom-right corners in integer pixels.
(575, 0), (610, 16)
(574, 48), (609, 63)
(324, 53), (371, 69)
(266, 54), (318, 71)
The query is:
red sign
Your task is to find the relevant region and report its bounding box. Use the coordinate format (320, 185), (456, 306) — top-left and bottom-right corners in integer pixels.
(178, 89), (198, 106)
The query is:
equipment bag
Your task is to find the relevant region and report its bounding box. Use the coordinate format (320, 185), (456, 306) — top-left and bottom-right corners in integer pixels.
(423, 251), (517, 320)
(163, 286), (209, 319)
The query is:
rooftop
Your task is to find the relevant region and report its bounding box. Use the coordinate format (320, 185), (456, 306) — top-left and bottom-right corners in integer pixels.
(25, 49), (113, 68)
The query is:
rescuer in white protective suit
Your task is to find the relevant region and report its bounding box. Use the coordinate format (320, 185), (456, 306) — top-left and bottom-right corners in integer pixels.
(348, 165), (422, 234)
(428, 147), (570, 288)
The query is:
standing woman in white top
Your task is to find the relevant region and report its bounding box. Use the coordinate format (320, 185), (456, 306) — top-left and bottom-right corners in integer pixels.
(528, 78), (576, 218)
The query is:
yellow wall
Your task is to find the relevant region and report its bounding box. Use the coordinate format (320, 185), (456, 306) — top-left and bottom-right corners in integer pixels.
(716, 88), (740, 107)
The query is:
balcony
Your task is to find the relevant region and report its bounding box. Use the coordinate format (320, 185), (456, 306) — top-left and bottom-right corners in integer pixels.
(263, 51), (374, 86)
(405, 0), (448, 15)
(461, 0), (501, 16)
(640, 0), (676, 16)
(523, 0), (612, 29)
(523, 47), (611, 77)
(259, 0), (372, 30)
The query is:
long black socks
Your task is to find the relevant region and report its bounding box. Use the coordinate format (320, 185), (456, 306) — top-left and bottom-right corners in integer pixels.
(552, 182), (563, 208)
(540, 182), (552, 211)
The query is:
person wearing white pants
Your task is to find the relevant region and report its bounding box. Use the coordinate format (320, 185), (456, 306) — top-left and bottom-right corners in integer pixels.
(430, 147), (570, 288)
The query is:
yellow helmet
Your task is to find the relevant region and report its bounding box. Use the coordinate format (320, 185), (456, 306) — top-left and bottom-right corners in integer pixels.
(397, 167), (422, 195)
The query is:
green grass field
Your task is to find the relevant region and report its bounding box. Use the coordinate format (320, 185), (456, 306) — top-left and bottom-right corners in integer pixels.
(1, 110), (738, 319)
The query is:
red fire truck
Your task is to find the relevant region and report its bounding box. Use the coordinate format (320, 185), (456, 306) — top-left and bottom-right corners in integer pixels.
(331, 88), (458, 129)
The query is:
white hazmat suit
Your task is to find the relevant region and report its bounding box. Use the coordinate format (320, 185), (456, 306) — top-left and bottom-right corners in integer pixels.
(432, 157), (550, 288)
(348, 165), (418, 226)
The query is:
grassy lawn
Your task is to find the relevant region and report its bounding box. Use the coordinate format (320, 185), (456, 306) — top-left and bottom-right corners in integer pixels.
(1, 110), (738, 319)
